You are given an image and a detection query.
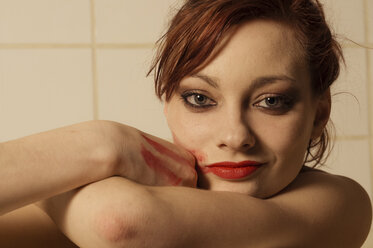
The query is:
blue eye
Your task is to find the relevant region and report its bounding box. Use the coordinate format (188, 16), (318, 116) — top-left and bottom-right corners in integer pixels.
(181, 92), (216, 109)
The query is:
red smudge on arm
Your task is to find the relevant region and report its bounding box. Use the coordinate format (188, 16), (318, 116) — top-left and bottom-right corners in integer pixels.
(140, 144), (181, 186)
(188, 150), (207, 164)
(141, 134), (195, 168)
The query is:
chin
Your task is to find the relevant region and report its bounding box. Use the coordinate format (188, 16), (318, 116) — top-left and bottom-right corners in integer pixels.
(204, 180), (269, 198)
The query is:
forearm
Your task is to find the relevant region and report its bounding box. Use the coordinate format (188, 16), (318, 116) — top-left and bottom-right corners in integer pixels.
(39, 169), (371, 248)
(146, 186), (287, 248)
(39, 177), (158, 248)
(0, 120), (118, 215)
(1, 118), (196, 216)
(41, 177), (287, 248)
(0, 205), (78, 248)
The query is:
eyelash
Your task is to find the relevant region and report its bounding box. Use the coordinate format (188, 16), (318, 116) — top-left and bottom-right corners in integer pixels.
(180, 91), (295, 113)
(180, 91), (217, 109)
(253, 95), (294, 112)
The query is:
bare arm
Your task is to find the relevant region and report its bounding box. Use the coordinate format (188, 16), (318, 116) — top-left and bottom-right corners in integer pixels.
(41, 171), (372, 248)
(0, 205), (77, 248)
(0, 120), (117, 215)
(0, 120), (196, 215)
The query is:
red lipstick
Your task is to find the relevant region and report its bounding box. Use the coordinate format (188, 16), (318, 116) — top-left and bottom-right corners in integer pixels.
(204, 160), (262, 180)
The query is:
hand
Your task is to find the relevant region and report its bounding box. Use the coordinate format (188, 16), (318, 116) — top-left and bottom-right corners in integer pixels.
(0, 120), (196, 215)
(105, 121), (197, 187)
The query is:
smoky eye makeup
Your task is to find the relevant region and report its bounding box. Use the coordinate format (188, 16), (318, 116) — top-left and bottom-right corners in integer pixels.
(179, 90), (217, 110)
(251, 88), (300, 114)
(254, 94), (295, 112)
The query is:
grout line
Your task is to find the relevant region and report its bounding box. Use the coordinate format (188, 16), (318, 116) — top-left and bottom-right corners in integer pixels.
(0, 41), (368, 50)
(0, 42), (368, 50)
(0, 43), (92, 49)
(362, 0), (373, 197)
(335, 135), (370, 141)
(0, 43), (156, 49)
(97, 43), (155, 49)
(90, 0), (99, 120)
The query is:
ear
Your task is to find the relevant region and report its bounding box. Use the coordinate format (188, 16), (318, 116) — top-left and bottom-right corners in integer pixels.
(311, 88), (331, 139)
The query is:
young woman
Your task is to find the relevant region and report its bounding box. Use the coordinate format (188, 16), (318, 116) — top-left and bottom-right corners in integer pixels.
(1, 0), (371, 247)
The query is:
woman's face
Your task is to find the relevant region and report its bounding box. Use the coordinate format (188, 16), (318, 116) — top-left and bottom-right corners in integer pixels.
(164, 20), (327, 198)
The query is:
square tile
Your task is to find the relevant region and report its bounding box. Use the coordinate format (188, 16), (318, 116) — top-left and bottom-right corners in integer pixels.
(367, 0), (373, 44)
(322, 0), (365, 43)
(0, 49), (93, 141)
(330, 47), (369, 137)
(0, 0), (91, 43)
(95, 0), (179, 43)
(323, 139), (372, 197)
(96, 48), (171, 140)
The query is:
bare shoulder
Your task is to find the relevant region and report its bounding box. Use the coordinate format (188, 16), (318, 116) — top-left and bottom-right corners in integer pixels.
(269, 166), (372, 248)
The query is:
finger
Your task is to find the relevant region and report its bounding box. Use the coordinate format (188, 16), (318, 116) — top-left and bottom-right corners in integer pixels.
(141, 134), (195, 169)
(140, 144), (182, 186)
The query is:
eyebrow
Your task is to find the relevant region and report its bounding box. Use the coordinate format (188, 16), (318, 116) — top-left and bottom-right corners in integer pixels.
(191, 73), (297, 90)
(191, 74), (220, 88)
(249, 75), (297, 92)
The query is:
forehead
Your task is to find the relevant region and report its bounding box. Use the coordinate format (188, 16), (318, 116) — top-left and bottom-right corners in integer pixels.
(194, 20), (309, 90)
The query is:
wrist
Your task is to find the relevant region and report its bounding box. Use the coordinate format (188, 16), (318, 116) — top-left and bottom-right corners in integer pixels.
(87, 120), (123, 178)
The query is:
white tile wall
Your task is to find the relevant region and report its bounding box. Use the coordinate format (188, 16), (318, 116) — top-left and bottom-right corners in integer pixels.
(96, 49), (171, 139)
(322, 0), (366, 43)
(325, 139), (372, 196)
(94, 0), (179, 43)
(0, 49), (93, 141)
(0, 0), (91, 43)
(367, 0), (373, 43)
(0, 0), (372, 246)
(330, 47), (369, 137)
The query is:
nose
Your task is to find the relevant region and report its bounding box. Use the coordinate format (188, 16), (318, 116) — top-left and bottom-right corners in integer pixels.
(217, 108), (255, 151)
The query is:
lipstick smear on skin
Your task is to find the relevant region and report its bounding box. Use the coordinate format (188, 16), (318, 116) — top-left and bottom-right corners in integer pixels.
(170, 133), (259, 180)
(142, 134), (195, 168)
(171, 133), (205, 163)
(188, 149), (207, 164)
(140, 144), (182, 186)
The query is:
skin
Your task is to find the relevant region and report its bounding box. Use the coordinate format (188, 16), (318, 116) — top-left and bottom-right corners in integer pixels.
(35, 20), (369, 248)
(140, 134), (197, 185)
(140, 143), (182, 185)
(0, 20), (371, 247)
(0, 121), (196, 246)
(43, 173), (369, 248)
(0, 205), (77, 248)
(165, 20), (326, 198)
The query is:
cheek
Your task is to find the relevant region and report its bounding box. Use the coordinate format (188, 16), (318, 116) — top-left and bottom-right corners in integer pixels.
(172, 120), (211, 149)
(167, 111), (212, 164)
(172, 123), (210, 164)
(254, 113), (313, 160)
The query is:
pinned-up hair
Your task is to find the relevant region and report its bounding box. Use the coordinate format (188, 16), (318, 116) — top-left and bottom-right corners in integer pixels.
(148, 0), (344, 167)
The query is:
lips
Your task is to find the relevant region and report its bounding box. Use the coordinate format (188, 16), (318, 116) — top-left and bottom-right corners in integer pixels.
(204, 160), (263, 180)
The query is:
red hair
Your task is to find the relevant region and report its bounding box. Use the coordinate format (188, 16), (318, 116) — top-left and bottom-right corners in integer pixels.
(148, 0), (344, 167)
